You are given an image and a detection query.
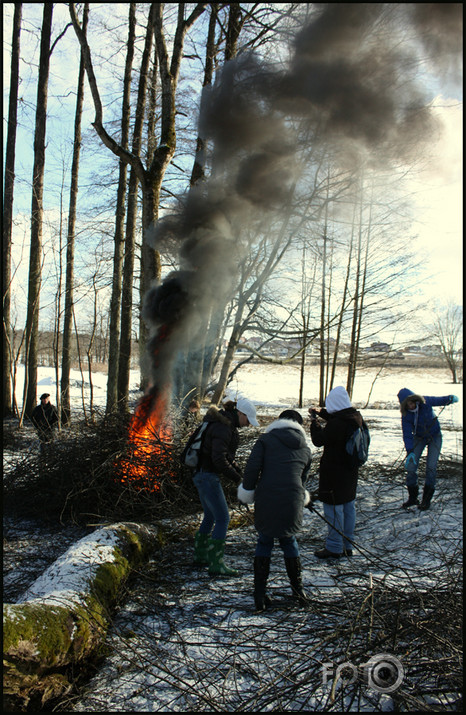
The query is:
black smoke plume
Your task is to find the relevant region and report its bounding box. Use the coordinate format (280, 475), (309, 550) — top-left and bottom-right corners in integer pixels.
(142, 3), (462, 411)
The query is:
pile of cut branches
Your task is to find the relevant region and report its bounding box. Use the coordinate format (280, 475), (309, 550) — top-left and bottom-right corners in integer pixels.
(3, 411), (202, 525)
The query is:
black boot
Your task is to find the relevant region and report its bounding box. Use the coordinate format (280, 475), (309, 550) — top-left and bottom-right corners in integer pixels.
(254, 556), (272, 611)
(419, 486), (435, 511)
(284, 557), (310, 605)
(402, 485), (419, 508)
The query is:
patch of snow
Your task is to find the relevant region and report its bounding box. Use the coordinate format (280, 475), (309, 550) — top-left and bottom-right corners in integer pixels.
(17, 525), (125, 608)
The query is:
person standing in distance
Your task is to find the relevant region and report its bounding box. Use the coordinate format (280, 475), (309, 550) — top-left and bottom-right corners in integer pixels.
(31, 393), (59, 452)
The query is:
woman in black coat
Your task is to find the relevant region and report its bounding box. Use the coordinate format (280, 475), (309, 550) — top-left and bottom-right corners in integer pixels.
(193, 397), (259, 577)
(238, 410), (312, 610)
(310, 386), (368, 560)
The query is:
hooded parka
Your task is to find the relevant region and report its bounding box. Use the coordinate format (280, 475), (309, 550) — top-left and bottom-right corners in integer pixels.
(310, 407), (365, 505)
(242, 418), (312, 538)
(397, 387), (455, 452)
(198, 406), (242, 483)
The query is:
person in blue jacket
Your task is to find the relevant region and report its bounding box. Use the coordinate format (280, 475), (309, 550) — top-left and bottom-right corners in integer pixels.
(397, 388), (459, 510)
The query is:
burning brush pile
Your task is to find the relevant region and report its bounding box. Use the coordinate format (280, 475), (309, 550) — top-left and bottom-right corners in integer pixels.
(114, 390), (174, 493)
(3, 406), (204, 525)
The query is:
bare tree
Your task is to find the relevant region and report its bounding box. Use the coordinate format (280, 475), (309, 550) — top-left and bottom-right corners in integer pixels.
(118, 3), (158, 410)
(189, 3), (220, 188)
(430, 303), (463, 384)
(69, 3), (207, 390)
(106, 3), (136, 414)
(2, 3), (22, 417)
(23, 3), (54, 418)
(346, 183), (368, 399)
(61, 3), (89, 426)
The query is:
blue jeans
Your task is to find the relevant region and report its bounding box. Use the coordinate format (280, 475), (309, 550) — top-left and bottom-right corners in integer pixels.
(323, 501), (356, 553)
(255, 533), (299, 558)
(406, 432), (442, 489)
(193, 470), (230, 540)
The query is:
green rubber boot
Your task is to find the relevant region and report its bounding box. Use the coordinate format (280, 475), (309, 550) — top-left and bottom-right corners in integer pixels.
(193, 531), (210, 565)
(207, 537), (239, 577)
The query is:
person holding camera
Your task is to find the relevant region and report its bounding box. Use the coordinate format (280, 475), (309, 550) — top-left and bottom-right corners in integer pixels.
(309, 386), (368, 559)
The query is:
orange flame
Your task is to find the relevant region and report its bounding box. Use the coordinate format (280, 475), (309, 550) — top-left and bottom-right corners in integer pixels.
(115, 390), (173, 492)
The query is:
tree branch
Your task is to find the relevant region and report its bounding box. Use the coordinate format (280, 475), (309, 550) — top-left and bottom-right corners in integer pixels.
(68, 3), (146, 183)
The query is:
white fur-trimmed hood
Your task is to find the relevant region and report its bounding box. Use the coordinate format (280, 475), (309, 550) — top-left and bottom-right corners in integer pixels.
(265, 418), (307, 437)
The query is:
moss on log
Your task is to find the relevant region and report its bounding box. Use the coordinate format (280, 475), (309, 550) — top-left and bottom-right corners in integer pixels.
(3, 522), (157, 711)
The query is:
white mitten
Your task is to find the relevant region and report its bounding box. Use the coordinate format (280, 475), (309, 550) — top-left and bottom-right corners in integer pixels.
(237, 483), (255, 504)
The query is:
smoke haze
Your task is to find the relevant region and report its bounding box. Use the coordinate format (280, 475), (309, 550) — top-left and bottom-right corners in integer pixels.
(142, 3), (462, 407)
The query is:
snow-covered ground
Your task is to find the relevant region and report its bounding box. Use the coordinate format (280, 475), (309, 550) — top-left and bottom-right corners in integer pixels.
(12, 362), (463, 462)
(4, 363), (463, 711)
(225, 362), (463, 464)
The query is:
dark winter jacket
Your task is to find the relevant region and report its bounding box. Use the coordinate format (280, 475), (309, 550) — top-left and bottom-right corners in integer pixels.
(242, 418), (312, 538)
(31, 402), (58, 440)
(197, 406), (243, 484)
(397, 388), (455, 453)
(310, 407), (366, 505)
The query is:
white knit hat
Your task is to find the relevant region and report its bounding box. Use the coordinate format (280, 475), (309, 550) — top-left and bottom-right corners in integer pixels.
(325, 386), (352, 413)
(236, 397), (259, 426)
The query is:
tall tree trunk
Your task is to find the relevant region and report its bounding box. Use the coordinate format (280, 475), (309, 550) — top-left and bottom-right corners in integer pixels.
(170, 3), (221, 408)
(69, 3), (207, 399)
(24, 3), (53, 418)
(318, 229), (328, 406)
(329, 217), (355, 391)
(53, 172), (67, 426)
(3, 3), (22, 417)
(190, 3), (218, 187)
(225, 3), (243, 61)
(106, 3), (135, 414)
(118, 4), (157, 408)
(179, 3), (242, 405)
(349, 199), (372, 396)
(61, 3), (88, 426)
(346, 190), (364, 398)
(298, 254), (316, 409)
(139, 3), (206, 390)
(118, 167), (140, 408)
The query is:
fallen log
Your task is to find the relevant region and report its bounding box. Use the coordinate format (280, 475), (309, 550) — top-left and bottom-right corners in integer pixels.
(3, 521), (157, 712)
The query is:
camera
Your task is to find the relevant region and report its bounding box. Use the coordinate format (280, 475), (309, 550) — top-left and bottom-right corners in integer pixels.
(310, 409), (318, 419)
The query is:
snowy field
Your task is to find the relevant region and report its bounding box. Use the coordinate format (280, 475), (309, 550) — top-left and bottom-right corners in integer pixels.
(4, 363), (463, 711)
(12, 361), (463, 464)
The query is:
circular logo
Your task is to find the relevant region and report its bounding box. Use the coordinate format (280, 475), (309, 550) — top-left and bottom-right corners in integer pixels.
(364, 654), (404, 693)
